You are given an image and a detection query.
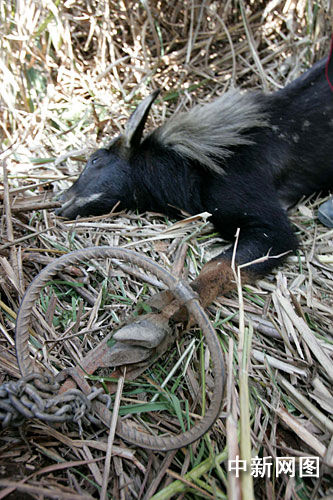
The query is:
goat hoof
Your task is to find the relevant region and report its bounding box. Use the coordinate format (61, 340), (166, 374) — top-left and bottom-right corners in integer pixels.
(318, 197), (333, 228)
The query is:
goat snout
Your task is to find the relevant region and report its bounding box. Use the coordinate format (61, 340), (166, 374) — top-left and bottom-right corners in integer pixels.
(54, 192), (77, 217)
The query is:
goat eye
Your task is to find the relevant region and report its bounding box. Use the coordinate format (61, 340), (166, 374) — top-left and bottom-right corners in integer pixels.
(92, 158), (98, 165)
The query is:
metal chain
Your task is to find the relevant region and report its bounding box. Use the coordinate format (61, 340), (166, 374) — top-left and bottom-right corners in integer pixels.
(0, 372), (112, 429)
(0, 373), (88, 427)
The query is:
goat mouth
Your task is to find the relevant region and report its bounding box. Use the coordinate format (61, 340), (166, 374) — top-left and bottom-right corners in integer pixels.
(54, 195), (78, 218)
(54, 191), (106, 219)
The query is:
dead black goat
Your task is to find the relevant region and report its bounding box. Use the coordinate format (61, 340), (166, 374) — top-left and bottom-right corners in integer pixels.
(56, 58), (333, 306)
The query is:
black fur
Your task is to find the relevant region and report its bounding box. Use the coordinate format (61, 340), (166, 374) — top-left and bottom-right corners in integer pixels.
(56, 58), (333, 288)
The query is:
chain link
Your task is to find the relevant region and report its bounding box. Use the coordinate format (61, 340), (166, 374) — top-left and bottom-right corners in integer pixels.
(0, 373), (95, 428)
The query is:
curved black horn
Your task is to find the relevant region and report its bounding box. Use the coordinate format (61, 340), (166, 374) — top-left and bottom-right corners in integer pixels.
(124, 90), (160, 148)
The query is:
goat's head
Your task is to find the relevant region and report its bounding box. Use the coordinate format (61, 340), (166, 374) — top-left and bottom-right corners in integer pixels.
(55, 90), (159, 219)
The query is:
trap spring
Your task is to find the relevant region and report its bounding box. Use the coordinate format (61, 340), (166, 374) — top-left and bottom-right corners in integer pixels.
(13, 246), (225, 451)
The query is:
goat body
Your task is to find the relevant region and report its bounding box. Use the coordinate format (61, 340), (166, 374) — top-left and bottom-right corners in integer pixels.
(56, 58), (333, 305)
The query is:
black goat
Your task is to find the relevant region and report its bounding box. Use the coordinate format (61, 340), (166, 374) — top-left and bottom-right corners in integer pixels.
(56, 58), (333, 306)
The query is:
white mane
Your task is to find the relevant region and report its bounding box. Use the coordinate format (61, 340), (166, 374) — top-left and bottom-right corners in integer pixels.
(152, 90), (268, 173)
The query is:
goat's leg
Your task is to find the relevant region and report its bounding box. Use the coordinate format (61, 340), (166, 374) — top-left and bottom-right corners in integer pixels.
(192, 209), (298, 307)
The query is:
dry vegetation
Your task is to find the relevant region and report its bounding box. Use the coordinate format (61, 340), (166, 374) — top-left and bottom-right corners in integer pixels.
(1, 0), (333, 499)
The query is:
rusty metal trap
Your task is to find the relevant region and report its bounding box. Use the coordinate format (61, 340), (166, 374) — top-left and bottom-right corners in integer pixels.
(2, 246), (225, 451)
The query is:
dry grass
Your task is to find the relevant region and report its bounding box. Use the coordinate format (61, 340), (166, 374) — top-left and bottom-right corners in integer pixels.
(1, 0), (333, 499)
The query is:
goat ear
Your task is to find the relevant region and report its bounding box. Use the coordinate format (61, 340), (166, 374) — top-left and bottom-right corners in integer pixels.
(124, 90), (160, 148)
